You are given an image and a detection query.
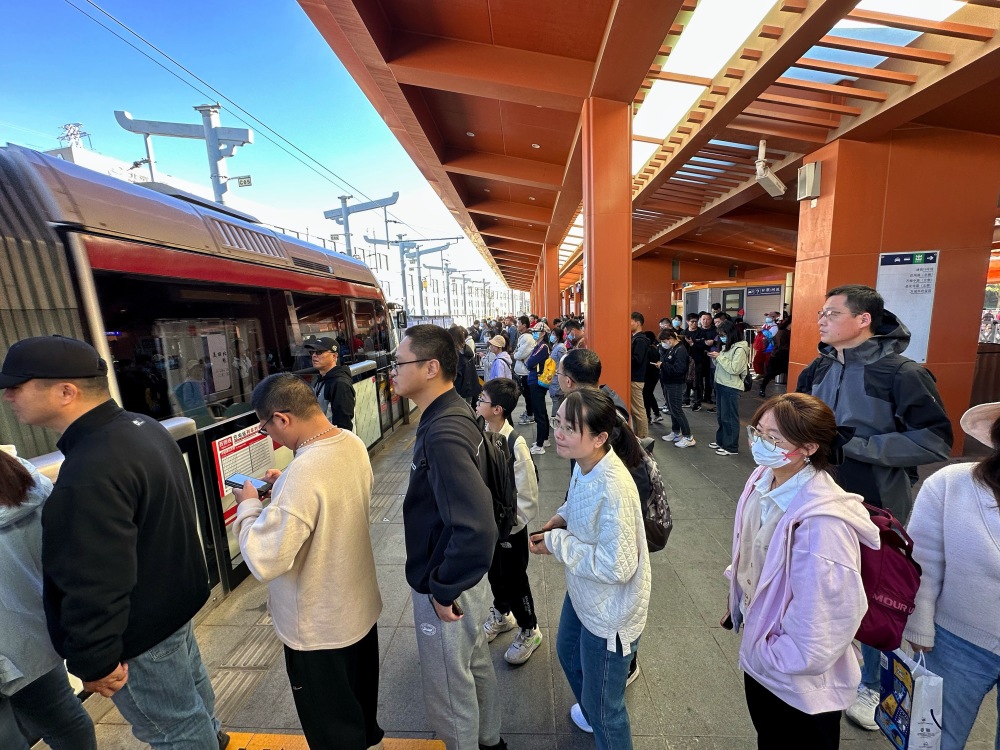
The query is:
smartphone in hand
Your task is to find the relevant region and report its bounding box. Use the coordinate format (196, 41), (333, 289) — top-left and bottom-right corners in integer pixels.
(225, 473), (272, 495)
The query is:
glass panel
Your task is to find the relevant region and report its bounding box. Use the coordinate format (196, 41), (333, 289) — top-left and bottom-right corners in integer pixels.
(292, 293), (356, 363)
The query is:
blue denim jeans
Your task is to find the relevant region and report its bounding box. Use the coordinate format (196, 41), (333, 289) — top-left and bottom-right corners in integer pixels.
(923, 625), (1000, 750)
(111, 621), (221, 749)
(556, 594), (638, 750)
(0, 665), (96, 750)
(714, 383), (740, 453)
(860, 642), (881, 690)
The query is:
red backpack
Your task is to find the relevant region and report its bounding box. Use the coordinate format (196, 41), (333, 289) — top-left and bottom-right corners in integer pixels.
(855, 504), (922, 650)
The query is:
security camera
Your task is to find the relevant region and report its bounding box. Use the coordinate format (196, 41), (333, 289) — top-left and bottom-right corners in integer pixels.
(755, 140), (786, 199)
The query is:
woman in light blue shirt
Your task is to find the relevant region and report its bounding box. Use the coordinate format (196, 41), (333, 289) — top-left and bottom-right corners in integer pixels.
(0, 447), (96, 750)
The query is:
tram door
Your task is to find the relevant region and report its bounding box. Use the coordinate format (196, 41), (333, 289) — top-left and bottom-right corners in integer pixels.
(154, 318), (266, 427)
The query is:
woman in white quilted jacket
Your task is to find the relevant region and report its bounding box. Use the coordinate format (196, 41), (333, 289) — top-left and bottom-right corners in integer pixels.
(529, 389), (651, 750)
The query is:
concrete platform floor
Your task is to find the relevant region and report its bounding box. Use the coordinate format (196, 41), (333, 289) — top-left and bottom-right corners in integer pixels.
(90, 387), (997, 749)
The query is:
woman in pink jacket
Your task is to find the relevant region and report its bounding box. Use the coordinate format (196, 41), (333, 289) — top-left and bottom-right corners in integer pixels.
(724, 393), (879, 749)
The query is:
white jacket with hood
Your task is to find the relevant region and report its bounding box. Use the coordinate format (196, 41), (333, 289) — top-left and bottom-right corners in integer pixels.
(726, 466), (880, 714)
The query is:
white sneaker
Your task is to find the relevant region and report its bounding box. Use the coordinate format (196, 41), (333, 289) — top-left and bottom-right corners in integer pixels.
(482, 607), (516, 643)
(662, 431), (679, 441)
(708, 442), (720, 449)
(570, 704), (593, 734)
(715, 448), (738, 456)
(660, 406), (670, 413)
(543, 439), (551, 447)
(675, 436), (696, 448)
(504, 627), (542, 665)
(529, 445), (546, 455)
(650, 414), (663, 424)
(846, 686), (880, 731)
(625, 658), (641, 687)
(518, 414), (534, 425)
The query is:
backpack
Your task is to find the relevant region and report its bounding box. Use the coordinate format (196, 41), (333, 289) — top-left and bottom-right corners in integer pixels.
(425, 406), (518, 542)
(639, 453), (672, 552)
(855, 503), (922, 650)
(538, 357), (557, 387)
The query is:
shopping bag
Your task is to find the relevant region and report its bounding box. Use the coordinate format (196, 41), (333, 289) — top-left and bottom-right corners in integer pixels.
(875, 649), (943, 750)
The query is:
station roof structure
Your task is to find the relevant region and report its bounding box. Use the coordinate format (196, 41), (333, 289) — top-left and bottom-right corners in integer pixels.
(299, 0), (1000, 291)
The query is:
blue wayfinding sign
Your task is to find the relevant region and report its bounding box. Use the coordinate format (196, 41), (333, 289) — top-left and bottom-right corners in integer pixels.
(747, 286), (781, 297)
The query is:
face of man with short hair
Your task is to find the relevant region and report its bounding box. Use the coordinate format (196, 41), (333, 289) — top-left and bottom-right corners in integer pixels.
(700, 314), (713, 329)
(3, 379), (68, 429)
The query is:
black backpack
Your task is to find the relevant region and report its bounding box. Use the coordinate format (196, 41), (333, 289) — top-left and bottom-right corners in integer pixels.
(426, 406), (518, 542)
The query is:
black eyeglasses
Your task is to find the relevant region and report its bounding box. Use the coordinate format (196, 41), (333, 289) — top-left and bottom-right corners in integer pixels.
(476, 396), (494, 407)
(259, 410), (290, 436)
(390, 358), (431, 373)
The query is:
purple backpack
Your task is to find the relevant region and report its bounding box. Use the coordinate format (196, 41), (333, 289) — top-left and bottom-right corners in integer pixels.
(855, 504), (922, 650)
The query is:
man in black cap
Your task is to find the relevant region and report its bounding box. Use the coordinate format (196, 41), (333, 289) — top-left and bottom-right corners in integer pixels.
(0, 336), (227, 749)
(304, 336), (356, 431)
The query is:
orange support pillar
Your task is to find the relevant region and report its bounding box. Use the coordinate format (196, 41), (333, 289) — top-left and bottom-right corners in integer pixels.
(582, 97), (632, 403)
(544, 243), (560, 323)
(789, 130), (1000, 453)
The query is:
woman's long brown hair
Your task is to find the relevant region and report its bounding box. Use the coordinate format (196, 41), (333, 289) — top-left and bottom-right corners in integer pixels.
(0, 450), (34, 508)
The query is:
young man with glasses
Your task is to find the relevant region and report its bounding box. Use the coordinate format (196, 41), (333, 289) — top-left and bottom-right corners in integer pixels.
(475, 378), (542, 665)
(797, 284), (953, 732)
(233, 373), (383, 750)
(390, 325), (506, 750)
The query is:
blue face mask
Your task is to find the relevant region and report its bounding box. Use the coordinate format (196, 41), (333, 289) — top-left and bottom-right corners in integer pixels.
(549, 334), (556, 344)
(719, 335), (728, 343)
(764, 317), (773, 324)
(673, 319), (682, 328)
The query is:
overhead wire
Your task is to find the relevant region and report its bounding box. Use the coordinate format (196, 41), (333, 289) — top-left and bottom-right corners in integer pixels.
(60, 0), (428, 238)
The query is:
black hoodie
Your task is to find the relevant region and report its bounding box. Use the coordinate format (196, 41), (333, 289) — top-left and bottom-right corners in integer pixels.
(313, 365), (355, 431)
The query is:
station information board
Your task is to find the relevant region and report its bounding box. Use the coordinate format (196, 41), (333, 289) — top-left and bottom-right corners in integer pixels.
(876, 251), (940, 364)
(210, 424), (275, 571)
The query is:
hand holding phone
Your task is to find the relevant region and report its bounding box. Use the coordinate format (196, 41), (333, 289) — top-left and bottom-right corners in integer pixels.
(225, 473), (273, 495)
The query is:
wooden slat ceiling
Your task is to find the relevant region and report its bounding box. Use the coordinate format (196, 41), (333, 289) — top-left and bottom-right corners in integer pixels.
(298, 0), (1000, 291)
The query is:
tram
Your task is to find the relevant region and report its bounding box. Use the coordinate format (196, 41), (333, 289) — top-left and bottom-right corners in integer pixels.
(0, 145), (408, 461)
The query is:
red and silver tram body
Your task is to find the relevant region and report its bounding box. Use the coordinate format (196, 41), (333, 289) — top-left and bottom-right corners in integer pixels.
(0, 145), (403, 461)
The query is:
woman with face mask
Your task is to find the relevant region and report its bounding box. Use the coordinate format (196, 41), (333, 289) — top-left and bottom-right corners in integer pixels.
(706, 320), (751, 456)
(723, 394), (879, 750)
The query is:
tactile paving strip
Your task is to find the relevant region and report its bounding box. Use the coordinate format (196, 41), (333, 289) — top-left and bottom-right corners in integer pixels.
(221, 625), (282, 669)
(211, 669), (267, 726)
(226, 734), (444, 750)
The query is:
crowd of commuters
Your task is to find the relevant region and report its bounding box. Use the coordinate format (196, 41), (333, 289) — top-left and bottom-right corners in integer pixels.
(1, 282), (998, 750)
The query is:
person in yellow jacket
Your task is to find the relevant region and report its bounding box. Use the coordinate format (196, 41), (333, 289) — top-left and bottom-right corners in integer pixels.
(708, 320), (751, 456)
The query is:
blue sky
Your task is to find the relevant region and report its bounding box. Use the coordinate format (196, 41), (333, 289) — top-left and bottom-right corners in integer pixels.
(0, 0), (495, 274)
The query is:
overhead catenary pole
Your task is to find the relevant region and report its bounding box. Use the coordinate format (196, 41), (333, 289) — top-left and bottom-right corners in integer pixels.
(324, 192), (398, 260)
(115, 107), (253, 205)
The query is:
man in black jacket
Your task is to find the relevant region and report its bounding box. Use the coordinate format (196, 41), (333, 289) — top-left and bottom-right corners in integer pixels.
(305, 336), (355, 430)
(390, 324), (505, 750)
(0, 336), (224, 749)
(629, 312), (650, 438)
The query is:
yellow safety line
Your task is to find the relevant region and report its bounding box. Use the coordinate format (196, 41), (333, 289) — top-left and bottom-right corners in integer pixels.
(226, 732), (445, 749)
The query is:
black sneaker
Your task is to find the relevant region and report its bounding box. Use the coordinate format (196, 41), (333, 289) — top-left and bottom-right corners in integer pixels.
(217, 731), (230, 750)
(480, 739), (508, 750)
(626, 656), (641, 687)
(691, 404), (702, 412)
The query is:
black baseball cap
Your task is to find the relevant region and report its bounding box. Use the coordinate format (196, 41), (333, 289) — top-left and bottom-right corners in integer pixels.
(0, 335), (108, 388)
(303, 337), (338, 353)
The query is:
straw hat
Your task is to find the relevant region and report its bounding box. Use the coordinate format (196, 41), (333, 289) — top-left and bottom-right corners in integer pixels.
(960, 402), (1000, 447)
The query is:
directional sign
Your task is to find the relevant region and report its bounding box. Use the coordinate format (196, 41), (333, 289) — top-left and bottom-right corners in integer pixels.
(876, 251), (940, 363)
(237, 176), (252, 188)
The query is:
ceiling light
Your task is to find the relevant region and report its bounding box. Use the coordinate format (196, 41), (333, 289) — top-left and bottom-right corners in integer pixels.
(466, 131), (475, 137)
(531, 143), (540, 149)
(664, 0), (775, 78)
(484, 188), (491, 193)
(528, 196), (535, 201)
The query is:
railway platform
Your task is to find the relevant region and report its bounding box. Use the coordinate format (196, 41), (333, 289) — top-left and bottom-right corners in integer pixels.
(73, 392), (996, 750)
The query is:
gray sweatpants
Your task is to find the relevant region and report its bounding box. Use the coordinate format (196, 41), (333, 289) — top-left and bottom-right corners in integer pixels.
(411, 576), (501, 750)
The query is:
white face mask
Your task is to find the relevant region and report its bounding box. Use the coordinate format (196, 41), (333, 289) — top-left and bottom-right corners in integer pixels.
(750, 439), (799, 468)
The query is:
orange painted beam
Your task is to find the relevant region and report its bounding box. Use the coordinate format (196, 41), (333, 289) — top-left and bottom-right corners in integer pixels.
(665, 240), (797, 268)
(479, 224), (547, 245)
(467, 199), (552, 224)
(773, 76), (888, 102)
(792, 57), (918, 86)
(443, 151), (564, 190)
(844, 9), (995, 41)
(815, 35), (953, 65)
(487, 239), (544, 258)
(387, 32), (590, 112)
(757, 91), (863, 117)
